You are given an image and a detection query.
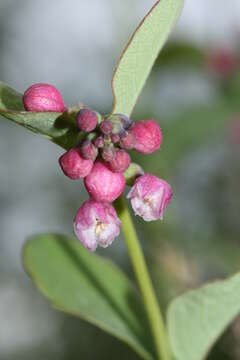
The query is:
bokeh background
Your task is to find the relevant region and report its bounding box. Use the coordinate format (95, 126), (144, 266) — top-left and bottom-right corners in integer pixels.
(1, 0), (240, 359)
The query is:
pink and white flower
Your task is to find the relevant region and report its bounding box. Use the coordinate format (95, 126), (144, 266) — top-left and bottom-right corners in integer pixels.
(127, 174), (172, 221)
(74, 199), (121, 251)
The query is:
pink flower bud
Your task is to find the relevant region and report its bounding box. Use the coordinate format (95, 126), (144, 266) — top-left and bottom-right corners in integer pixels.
(23, 83), (65, 112)
(80, 140), (98, 161)
(107, 149), (131, 173)
(99, 120), (113, 135)
(59, 148), (93, 180)
(120, 130), (136, 150)
(77, 109), (100, 132)
(74, 199), (121, 251)
(84, 161), (125, 202)
(131, 119), (162, 154)
(111, 134), (120, 144)
(101, 146), (116, 162)
(94, 136), (104, 148)
(127, 174), (172, 221)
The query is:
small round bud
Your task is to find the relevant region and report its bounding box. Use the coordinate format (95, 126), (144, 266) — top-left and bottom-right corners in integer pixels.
(94, 136), (104, 148)
(101, 146), (116, 162)
(131, 119), (162, 154)
(127, 174), (172, 221)
(84, 161), (125, 203)
(99, 120), (113, 135)
(23, 83), (65, 112)
(120, 130), (136, 150)
(107, 149), (131, 173)
(74, 199), (121, 251)
(111, 134), (120, 144)
(77, 109), (100, 132)
(59, 148), (93, 180)
(80, 140), (98, 161)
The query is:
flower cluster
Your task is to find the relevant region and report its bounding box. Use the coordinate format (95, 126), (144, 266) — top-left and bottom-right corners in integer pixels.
(23, 83), (173, 250)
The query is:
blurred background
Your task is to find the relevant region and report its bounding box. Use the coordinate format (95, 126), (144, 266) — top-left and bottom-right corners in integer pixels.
(1, 0), (240, 358)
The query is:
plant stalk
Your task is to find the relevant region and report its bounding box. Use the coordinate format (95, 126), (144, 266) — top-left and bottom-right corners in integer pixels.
(116, 196), (171, 360)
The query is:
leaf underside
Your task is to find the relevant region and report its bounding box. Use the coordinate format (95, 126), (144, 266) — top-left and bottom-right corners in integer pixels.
(167, 273), (240, 360)
(111, 0), (184, 117)
(23, 234), (155, 360)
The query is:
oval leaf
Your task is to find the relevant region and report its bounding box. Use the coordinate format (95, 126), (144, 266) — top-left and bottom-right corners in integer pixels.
(23, 234), (155, 360)
(0, 82), (79, 149)
(167, 273), (240, 360)
(111, 0), (184, 117)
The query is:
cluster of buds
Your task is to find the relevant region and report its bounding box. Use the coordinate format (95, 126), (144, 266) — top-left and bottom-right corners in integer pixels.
(23, 83), (173, 251)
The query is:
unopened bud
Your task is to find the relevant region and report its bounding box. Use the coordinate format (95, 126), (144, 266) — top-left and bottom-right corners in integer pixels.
(101, 145), (116, 162)
(23, 83), (65, 112)
(94, 136), (104, 148)
(80, 140), (98, 161)
(77, 109), (101, 132)
(84, 161), (125, 202)
(111, 134), (120, 144)
(99, 120), (113, 135)
(120, 130), (136, 150)
(59, 148), (93, 180)
(107, 149), (130, 173)
(131, 119), (162, 154)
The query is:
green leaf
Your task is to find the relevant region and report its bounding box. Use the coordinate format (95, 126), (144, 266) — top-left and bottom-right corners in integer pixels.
(167, 273), (240, 360)
(23, 234), (155, 360)
(111, 0), (184, 117)
(0, 81), (79, 149)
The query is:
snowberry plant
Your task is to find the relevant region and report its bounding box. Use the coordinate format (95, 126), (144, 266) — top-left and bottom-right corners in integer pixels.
(2, 1), (240, 360)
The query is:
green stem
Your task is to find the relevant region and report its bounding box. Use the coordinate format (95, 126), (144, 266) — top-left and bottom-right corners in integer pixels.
(116, 196), (171, 360)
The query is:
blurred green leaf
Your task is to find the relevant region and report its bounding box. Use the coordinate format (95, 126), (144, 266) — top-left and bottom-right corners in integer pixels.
(0, 81), (79, 149)
(167, 273), (240, 360)
(23, 234), (154, 360)
(111, 0), (184, 117)
(157, 42), (204, 68)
